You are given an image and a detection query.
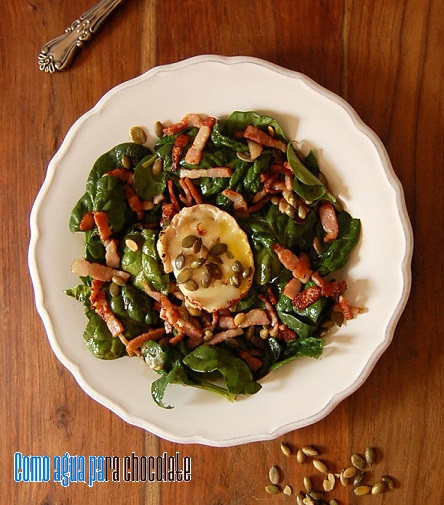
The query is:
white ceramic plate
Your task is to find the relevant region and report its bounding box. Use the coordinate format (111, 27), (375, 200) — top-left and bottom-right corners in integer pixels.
(29, 55), (413, 446)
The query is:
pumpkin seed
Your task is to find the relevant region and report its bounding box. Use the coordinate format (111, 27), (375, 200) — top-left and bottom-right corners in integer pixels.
(365, 447), (376, 465)
(111, 275), (125, 286)
(371, 482), (386, 495)
(206, 263), (223, 280)
(313, 459), (328, 474)
(207, 254), (222, 264)
(225, 250), (235, 259)
(297, 449), (306, 464)
(297, 205), (307, 219)
(175, 253), (185, 270)
(280, 442), (291, 457)
(381, 475), (395, 490)
(351, 454), (365, 470)
(125, 238), (139, 252)
(193, 237), (202, 254)
(209, 242), (228, 255)
(303, 476), (313, 493)
(230, 272), (242, 288)
(265, 484), (280, 494)
(343, 466), (357, 479)
(329, 500), (339, 505)
(259, 328), (269, 339)
(232, 260), (243, 273)
(323, 473), (335, 491)
(237, 151), (253, 162)
(339, 470), (349, 486)
(121, 155), (131, 169)
(353, 485), (371, 496)
(313, 236), (322, 254)
(302, 497), (315, 505)
(353, 472), (365, 486)
(234, 313), (246, 326)
(184, 279), (198, 291)
(182, 235), (197, 248)
(309, 490), (325, 500)
(302, 446), (319, 457)
(201, 270), (212, 288)
(296, 492), (305, 505)
(283, 485), (292, 495)
(154, 120), (164, 138)
(152, 158), (163, 175)
(177, 268), (193, 284)
(242, 266), (252, 279)
(109, 282), (120, 297)
(190, 258), (205, 269)
(269, 465), (280, 485)
(129, 126), (147, 144)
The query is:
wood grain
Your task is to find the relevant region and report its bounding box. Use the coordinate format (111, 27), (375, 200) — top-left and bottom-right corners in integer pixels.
(2, 0), (442, 503)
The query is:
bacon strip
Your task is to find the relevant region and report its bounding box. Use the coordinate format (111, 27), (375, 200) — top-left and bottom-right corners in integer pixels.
(244, 125), (287, 152)
(93, 211), (112, 242)
(79, 211), (95, 231)
(184, 116), (216, 165)
(104, 239), (120, 269)
(171, 133), (190, 171)
(259, 294), (279, 337)
(282, 277), (302, 299)
(182, 177), (203, 204)
(124, 185), (144, 220)
(319, 201), (339, 242)
(207, 328), (244, 346)
(272, 244), (312, 282)
(167, 179), (181, 212)
(237, 349), (263, 372)
(239, 309), (271, 327)
(179, 177), (193, 206)
(71, 258), (130, 283)
(292, 286), (322, 310)
(105, 167), (133, 184)
(222, 189), (249, 218)
(126, 327), (166, 356)
(179, 167), (232, 179)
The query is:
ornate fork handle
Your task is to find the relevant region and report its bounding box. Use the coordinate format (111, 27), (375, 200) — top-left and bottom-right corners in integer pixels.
(38, 0), (126, 73)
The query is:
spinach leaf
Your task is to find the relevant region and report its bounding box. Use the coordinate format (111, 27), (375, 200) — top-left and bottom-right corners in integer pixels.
(316, 211), (361, 275)
(134, 154), (167, 201)
(110, 284), (159, 327)
(270, 337), (324, 372)
(121, 229), (169, 294)
(69, 143), (152, 232)
(222, 111), (288, 141)
(83, 311), (126, 360)
(287, 143), (336, 205)
(183, 346), (261, 395)
(65, 283), (91, 305)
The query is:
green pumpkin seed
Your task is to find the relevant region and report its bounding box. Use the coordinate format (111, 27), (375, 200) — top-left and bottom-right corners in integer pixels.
(175, 253), (185, 270)
(353, 485), (371, 496)
(280, 442), (291, 457)
(206, 263), (223, 280)
(184, 279), (198, 291)
(154, 120), (164, 138)
(177, 268), (193, 284)
(309, 490), (325, 500)
(129, 126), (147, 144)
(230, 272), (242, 288)
(371, 482), (386, 495)
(201, 270), (212, 288)
(209, 242), (228, 255)
(190, 258), (205, 269)
(242, 266), (252, 279)
(365, 447), (376, 465)
(353, 472), (365, 486)
(193, 237), (202, 254)
(269, 465), (280, 485)
(265, 484), (280, 494)
(225, 250), (235, 259)
(351, 454), (365, 470)
(381, 475), (395, 490)
(182, 235), (198, 248)
(232, 260), (243, 273)
(207, 254), (222, 264)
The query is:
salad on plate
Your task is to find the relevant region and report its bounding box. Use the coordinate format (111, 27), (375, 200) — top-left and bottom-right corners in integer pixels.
(67, 111), (362, 408)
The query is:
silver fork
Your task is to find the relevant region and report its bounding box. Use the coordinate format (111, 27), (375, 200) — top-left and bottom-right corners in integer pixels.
(38, 0), (127, 73)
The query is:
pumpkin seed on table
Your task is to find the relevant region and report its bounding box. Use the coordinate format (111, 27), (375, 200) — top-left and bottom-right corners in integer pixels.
(365, 446), (376, 465)
(297, 449), (306, 464)
(353, 471), (365, 486)
(268, 465), (280, 485)
(371, 481), (386, 495)
(280, 442), (291, 457)
(265, 484), (280, 494)
(303, 476), (313, 493)
(343, 466), (357, 479)
(313, 459), (328, 473)
(351, 453), (366, 470)
(381, 475), (395, 489)
(302, 446), (319, 457)
(353, 485), (372, 496)
(283, 485), (292, 495)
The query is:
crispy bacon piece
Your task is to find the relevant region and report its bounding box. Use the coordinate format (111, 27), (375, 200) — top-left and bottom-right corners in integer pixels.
(338, 295), (353, 320)
(239, 309), (271, 327)
(179, 177), (193, 206)
(105, 167), (133, 184)
(243, 125), (287, 152)
(171, 133), (190, 172)
(272, 244), (312, 282)
(71, 259), (130, 283)
(126, 327), (166, 357)
(124, 185), (144, 220)
(311, 271), (347, 299)
(104, 239), (120, 268)
(179, 167), (232, 179)
(319, 201), (339, 242)
(222, 189), (249, 218)
(207, 328), (244, 346)
(160, 202), (176, 226)
(278, 324), (298, 342)
(90, 279), (124, 337)
(162, 113), (204, 136)
(237, 349), (263, 372)
(218, 316), (236, 330)
(184, 116), (216, 165)
(292, 286), (322, 311)
(79, 211), (95, 231)
(248, 194), (272, 213)
(93, 211), (112, 242)
(181, 177), (203, 205)
(167, 180), (181, 212)
(259, 294), (280, 337)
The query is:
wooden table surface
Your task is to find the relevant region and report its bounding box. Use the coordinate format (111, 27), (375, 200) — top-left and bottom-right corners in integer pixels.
(2, 1), (442, 503)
